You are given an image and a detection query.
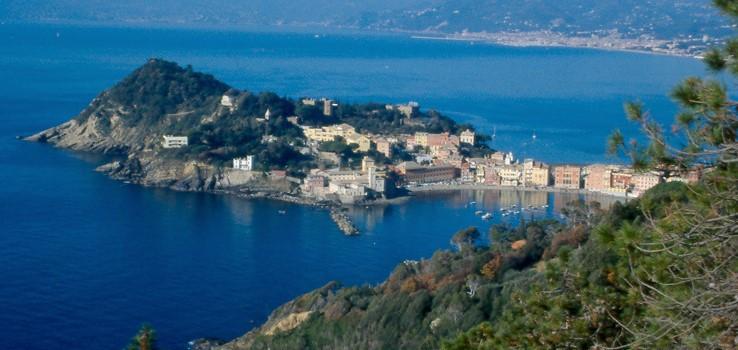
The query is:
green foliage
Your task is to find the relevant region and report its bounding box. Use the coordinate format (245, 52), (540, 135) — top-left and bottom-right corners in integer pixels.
(91, 59), (229, 127)
(451, 227), (481, 251)
(448, 2), (738, 348)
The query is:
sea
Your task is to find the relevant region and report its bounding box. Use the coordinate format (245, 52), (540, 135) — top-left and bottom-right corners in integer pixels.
(0, 23), (706, 349)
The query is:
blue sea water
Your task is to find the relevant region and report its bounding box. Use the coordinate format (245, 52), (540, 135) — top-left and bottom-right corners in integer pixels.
(0, 23), (706, 349)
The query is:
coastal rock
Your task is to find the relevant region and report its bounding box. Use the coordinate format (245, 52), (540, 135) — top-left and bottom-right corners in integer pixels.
(188, 338), (226, 350)
(217, 282), (340, 350)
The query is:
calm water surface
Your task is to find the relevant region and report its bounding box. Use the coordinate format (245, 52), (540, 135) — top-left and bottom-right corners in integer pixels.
(0, 23), (703, 349)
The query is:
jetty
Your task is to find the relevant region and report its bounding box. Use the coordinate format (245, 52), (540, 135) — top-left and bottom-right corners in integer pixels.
(330, 209), (359, 236)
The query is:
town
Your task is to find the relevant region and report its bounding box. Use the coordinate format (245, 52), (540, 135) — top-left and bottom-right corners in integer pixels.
(162, 95), (703, 206)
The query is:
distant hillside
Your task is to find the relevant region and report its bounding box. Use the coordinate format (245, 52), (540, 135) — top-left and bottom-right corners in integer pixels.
(1, 0), (732, 40)
(361, 0), (733, 39)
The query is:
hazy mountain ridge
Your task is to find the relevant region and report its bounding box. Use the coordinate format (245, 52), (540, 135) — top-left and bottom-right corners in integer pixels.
(1, 0), (733, 40)
(365, 0), (733, 39)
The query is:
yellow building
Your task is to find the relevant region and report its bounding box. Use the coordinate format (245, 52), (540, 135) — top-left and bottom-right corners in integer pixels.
(303, 123), (358, 142)
(346, 134), (372, 152)
(523, 159), (550, 187)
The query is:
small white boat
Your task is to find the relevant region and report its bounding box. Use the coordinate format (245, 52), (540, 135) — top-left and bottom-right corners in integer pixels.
(474, 210), (484, 216)
(481, 213), (493, 220)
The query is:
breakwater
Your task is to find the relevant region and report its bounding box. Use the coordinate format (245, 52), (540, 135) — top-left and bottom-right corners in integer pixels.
(329, 209), (359, 236)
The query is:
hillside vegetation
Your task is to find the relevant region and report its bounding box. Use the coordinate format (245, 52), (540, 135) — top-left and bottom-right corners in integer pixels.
(214, 2), (738, 349)
(29, 58), (480, 174)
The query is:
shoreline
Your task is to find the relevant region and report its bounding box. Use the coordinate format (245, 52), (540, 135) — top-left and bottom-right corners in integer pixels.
(407, 183), (628, 199)
(410, 34), (703, 59)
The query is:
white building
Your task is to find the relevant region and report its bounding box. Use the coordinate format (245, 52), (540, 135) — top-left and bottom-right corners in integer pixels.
(162, 135), (188, 149)
(460, 130), (475, 145)
(233, 155), (255, 171)
(221, 95), (235, 107)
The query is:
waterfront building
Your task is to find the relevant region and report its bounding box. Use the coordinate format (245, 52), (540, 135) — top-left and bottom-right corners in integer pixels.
(398, 162), (458, 184)
(301, 98), (317, 106)
(498, 164), (523, 186)
(233, 155), (255, 171)
(554, 165), (582, 189)
(584, 164), (618, 192)
(610, 171), (634, 193)
(523, 159), (551, 187)
(328, 182), (366, 197)
(302, 175), (328, 196)
(666, 167), (702, 184)
(460, 130), (475, 145)
(460, 162), (474, 183)
(162, 135), (188, 148)
(631, 172), (662, 196)
(367, 167), (387, 193)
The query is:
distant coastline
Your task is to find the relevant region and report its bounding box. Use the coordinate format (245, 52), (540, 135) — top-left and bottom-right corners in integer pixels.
(410, 32), (708, 58)
(2, 20), (710, 59)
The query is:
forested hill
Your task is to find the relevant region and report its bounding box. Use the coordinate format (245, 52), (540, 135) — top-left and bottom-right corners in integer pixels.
(2, 0), (731, 40)
(26, 59), (476, 172)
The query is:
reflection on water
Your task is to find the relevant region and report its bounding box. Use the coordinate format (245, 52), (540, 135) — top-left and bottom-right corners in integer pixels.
(348, 189), (622, 233)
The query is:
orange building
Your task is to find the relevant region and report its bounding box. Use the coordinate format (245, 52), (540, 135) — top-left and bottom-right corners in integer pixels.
(554, 165), (582, 189)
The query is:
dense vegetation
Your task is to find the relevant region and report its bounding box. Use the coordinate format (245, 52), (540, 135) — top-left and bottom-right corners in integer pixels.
(297, 101), (474, 136)
(443, 1), (738, 348)
(226, 1), (737, 349)
(79, 59), (488, 175)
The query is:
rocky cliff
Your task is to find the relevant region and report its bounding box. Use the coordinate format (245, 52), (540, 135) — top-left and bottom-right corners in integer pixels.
(26, 58), (229, 154)
(25, 59), (302, 193)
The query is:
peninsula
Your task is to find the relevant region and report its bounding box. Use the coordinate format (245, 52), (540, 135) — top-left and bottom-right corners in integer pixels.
(26, 59), (699, 236)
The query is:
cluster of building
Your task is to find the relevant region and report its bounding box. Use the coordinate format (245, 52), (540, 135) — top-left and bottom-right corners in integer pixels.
(301, 97), (337, 117)
(303, 123), (396, 158)
(300, 156), (388, 203)
(399, 148), (701, 198)
(161, 95), (703, 202)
